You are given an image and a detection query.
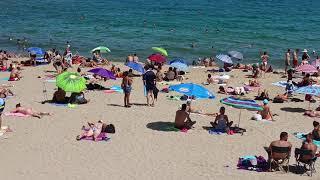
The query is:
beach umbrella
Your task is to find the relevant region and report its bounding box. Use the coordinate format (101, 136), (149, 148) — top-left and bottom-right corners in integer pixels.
(295, 64), (318, 73)
(295, 85), (320, 109)
(220, 96), (263, 127)
(311, 59), (320, 68)
(169, 83), (215, 99)
(216, 54), (233, 64)
(228, 51), (243, 60)
(125, 62), (145, 74)
(91, 46), (111, 53)
(152, 47), (168, 56)
(148, 53), (166, 63)
(169, 58), (187, 65)
(27, 47), (44, 55)
(88, 67), (116, 80)
(170, 62), (188, 71)
(295, 86), (320, 96)
(56, 72), (86, 93)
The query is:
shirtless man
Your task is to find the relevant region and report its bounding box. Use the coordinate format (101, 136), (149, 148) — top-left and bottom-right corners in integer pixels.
(292, 49), (299, 68)
(258, 99), (273, 120)
(285, 49), (291, 74)
(300, 133), (318, 161)
(267, 132), (292, 161)
(175, 104), (196, 129)
(9, 65), (21, 81)
(10, 103), (51, 119)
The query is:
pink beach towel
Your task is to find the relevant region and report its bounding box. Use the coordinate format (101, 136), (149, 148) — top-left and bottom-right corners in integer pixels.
(4, 112), (30, 117)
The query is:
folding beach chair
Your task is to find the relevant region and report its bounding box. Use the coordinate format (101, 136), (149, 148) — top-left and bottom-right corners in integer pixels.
(295, 148), (317, 176)
(269, 146), (291, 172)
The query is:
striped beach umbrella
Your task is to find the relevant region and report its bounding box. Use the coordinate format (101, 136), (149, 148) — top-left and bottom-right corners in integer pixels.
(220, 96), (263, 126)
(228, 51), (243, 60)
(295, 64), (318, 73)
(216, 54), (233, 64)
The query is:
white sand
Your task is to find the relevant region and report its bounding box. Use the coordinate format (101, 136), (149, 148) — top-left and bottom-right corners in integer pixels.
(0, 60), (318, 180)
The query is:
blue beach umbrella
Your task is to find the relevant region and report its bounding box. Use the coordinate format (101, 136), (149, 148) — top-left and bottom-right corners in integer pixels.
(295, 86), (320, 96)
(125, 62), (145, 74)
(216, 54), (233, 64)
(220, 96), (263, 127)
(228, 51), (243, 60)
(27, 47), (44, 55)
(170, 58), (187, 65)
(169, 83), (215, 99)
(170, 62), (188, 71)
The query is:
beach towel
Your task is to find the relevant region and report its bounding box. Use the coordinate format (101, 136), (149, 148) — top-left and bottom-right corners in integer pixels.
(165, 126), (188, 133)
(4, 112), (30, 117)
(272, 81), (288, 88)
(167, 95), (181, 101)
(45, 79), (56, 83)
(48, 103), (76, 108)
(79, 128), (110, 141)
(0, 77), (9, 81)
(159, 81), (181, 86)
(294, 132), (320, 147)
(104, 85), (123, 93)
(243, 85), (260, 91)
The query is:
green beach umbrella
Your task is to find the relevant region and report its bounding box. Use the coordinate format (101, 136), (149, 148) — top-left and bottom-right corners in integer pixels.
(91, 46), (111, 53)
(56, 72), (86, 93)
(152, 47), (168, 56)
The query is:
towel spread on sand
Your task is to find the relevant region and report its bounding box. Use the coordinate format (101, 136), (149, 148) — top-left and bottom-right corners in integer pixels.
(0, 77), (9, 81)
(45, 79), (56, 83)
(272, 81), (288, 88)
(159, 81), (181, 85)
(104, 85), (123, 94)
(4, 112), (30, 117)
(49, 103), (77, 108)
(79, 128), (110, 141)
(294, 132), (320, 147)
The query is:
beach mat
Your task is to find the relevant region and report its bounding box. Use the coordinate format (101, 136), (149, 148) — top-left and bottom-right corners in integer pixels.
(4, 112), (30, 117)
(272, 81), (288, 88)
(48, 103), (77, 108)
(44, 79), (56, 83)
(104, 86), (123, 94)
(0, 77), (9, 81)
(294, 132), (320, 147)
(78, 128), (110, 141)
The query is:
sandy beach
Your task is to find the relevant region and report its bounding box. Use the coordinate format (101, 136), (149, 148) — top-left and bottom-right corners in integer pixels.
(0, 58), (318, 180)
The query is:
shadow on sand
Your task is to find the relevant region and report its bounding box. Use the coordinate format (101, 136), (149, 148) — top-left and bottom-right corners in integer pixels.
(280, 107), (305, 113)
(146, 121), (180, 132)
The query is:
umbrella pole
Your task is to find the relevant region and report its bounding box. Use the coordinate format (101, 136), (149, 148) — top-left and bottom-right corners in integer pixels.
(43, 82), (48, 101)
(238, 109), (242, 127)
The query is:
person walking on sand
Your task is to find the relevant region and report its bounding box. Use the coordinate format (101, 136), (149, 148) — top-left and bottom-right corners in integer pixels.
(292, 49), (299, 68)
(143, 65), (156, 107)
(285, 49), (291, 74)
(121, 71), (133, 108)
(10, 103), (51, 119)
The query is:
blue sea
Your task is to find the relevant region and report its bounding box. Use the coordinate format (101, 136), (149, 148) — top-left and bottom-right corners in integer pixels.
(0, 0), (320, 66)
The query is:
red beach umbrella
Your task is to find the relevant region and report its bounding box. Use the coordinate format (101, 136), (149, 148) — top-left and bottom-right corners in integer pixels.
(148, 53), (166, 63)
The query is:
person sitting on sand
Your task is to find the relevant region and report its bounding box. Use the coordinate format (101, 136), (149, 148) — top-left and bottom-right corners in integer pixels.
(257, 99), (273, 121)
(175, 104), (196, 130)
(0, 87), (14, 98)
(311, 121), (320, 141)
(255, 89), (270, 100)
(52, 88), (67, 104)
(9, 65), (21, 81)
(294, 73), (313, 87)
(266, 132), (292, 163)
(300, 133), (319, 161)
(77, 121), (103, 141)
(115, 68), (123, 78)
(210, 106), (233, 133)
(207, 74), (214, 84)
(10, 103), (51, 119)
(249, 79), (260, 87)
(156, 66), (164, 82)
(69, 92), (89, 104)
(164, 67), (175, 81)
(285, 80), (294, 96)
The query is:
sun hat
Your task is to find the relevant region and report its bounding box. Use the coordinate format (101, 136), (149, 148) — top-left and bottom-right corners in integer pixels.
(302, 49), (308, 53)
(263, 99), (269, 104)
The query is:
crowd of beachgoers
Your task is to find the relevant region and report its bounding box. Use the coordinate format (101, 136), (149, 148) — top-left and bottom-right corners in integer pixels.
(1, 44), (320, 177)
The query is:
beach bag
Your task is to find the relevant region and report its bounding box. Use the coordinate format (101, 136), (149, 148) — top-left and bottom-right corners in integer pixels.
(105, 124), (115, 133)
(252, 114), (262, 121)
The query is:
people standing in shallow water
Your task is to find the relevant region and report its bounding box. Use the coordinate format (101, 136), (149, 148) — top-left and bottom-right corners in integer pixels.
(292, 49), (299, 68)
(261, 52), (269, 72)
(284, 49), (291, 74)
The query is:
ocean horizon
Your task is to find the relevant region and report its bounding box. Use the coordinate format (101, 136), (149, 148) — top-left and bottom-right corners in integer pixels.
(0, 0), (320, 66)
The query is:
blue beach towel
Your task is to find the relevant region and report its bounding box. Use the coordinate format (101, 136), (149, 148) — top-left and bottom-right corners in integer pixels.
(0, 77), (9, 81)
